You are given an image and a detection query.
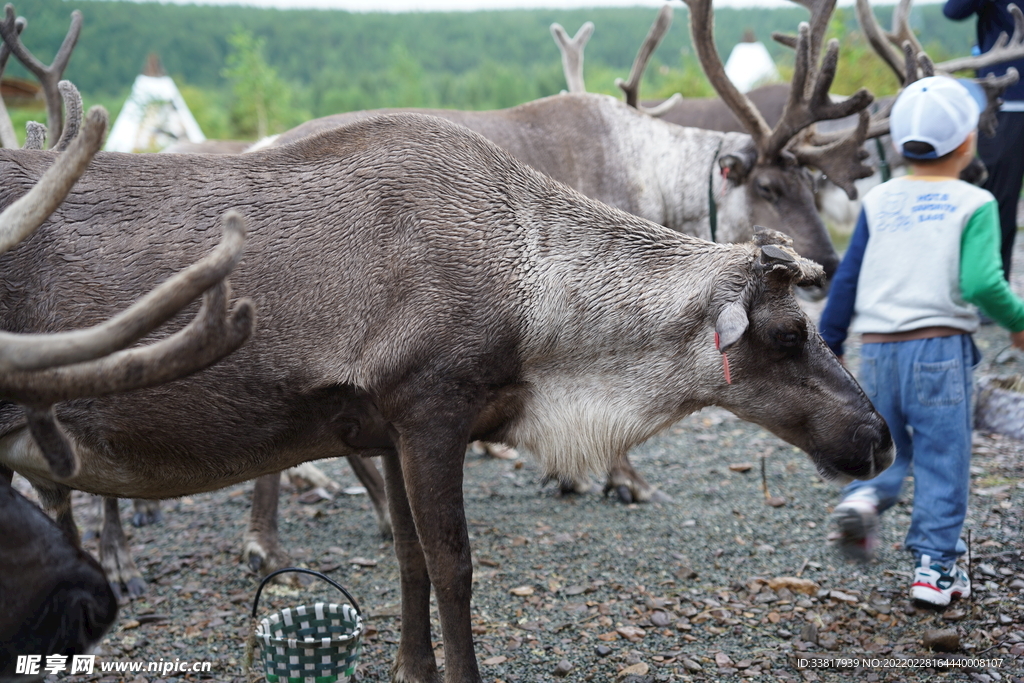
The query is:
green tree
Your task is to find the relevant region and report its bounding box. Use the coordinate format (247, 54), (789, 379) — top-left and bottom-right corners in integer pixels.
(221, 29), (290, 139)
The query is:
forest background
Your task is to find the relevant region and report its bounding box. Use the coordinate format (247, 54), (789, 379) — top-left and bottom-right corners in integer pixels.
(10, 0), (976, 142)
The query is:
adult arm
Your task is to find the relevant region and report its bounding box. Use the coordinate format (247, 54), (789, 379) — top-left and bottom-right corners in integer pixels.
(943, 0), (984, 21)
(819, 209), (870, 357)
(960, 200), (1024, 331)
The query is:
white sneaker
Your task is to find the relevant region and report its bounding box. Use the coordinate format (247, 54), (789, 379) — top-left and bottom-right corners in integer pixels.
(911, 555), (971, 607)
(828, 487), (879, 563)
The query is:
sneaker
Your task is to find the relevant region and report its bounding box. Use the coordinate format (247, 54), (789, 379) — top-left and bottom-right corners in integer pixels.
(911, 555), (971, 607)
(828, 487), (879, 563)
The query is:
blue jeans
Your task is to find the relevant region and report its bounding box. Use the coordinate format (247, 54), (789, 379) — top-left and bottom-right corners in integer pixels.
(842, 334), (979, 566)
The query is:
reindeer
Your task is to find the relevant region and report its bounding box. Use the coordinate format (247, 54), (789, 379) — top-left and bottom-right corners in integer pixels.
(0, 79), (899, 682)
(262, 0), (876, 286)
(0, 76), (251, 670)
(0, 7), (393, 598)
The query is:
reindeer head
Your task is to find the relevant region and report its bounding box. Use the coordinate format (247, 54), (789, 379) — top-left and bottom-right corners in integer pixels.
(683, 0), (876, 282)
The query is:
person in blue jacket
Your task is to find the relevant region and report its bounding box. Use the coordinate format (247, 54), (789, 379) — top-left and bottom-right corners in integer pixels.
(819, 77), (1024, 607)
(945, 0), (1024, 278)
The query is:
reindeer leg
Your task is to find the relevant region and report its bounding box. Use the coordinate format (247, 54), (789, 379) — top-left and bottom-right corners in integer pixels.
(241, 473), (291, 575)
(345, 454), (392, 539)
(34, 482), (79, 545)
(393, 431), (480, 683)
(100, 497), (146, 602)
(381, 452), (440, 683)
(131, 498), (162, 527)
(603, 451), (672, 504)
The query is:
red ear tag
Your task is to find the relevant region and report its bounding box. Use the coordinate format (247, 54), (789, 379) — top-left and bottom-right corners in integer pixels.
(714, 332), (732, 384)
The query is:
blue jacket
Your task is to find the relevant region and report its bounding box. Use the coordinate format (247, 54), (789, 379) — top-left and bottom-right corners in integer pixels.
(944, 0), (1024, 102)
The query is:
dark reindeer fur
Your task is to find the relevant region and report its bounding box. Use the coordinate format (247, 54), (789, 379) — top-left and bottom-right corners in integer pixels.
(0, 475), (117, 678)
(0, 115), (892, 683)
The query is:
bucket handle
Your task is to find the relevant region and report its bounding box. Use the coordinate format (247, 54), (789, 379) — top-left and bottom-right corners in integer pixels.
(251, 568), (362, 619)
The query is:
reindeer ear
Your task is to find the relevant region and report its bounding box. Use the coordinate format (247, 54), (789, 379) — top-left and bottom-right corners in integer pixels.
(718, 151), (754, 184)
(715, 299), (749, 352)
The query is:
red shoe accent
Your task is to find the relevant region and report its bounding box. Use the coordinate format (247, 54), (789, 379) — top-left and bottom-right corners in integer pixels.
(911, 582), (943, 593)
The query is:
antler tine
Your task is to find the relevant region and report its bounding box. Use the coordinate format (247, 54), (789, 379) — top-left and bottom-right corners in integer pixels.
(917, 50), (935, 78)
(0, 12), (25, 148)
(770, 0), (838, 94)
(24, 121), (45, 149)
(53, 81), (82, 152)
(0, 105), (106, 254)
(794, 110), (873, 199)
(551, 21), (593, 94)
(937, 4), (1024, 73)
(856, 0), (907, 84)
(889, 0), (924, 58)
(0, 11), (22, 73)
(977, 68), (1019, 137)
(0, 209), (247, 373)
(903, 40), (920, 84)
(616, 3), (673, 108)
(0, 4), (82, 148)
(683, 0), (772, 147)
(762, 29), (873, 161)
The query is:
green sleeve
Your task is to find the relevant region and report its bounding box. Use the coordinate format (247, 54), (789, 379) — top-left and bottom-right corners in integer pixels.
(960, 201), (1024, 332)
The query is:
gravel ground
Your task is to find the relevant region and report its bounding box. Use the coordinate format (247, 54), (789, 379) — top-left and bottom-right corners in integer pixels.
(14, 235), (1024, 683)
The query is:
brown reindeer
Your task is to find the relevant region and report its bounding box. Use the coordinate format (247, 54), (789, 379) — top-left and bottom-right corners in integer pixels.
(0, 82), (251, 673)
(0, 106), (894, 682)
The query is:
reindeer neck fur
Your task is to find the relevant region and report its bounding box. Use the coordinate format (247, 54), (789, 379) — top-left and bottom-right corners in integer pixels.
(501, 177), (754, 479)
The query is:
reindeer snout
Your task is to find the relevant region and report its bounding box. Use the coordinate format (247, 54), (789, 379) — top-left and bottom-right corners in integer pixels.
(847, 418), (894, 481)
(825, 418), (893, 482)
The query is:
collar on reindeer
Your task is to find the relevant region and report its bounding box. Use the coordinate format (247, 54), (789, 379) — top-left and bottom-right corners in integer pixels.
(707, 140), (724, 243)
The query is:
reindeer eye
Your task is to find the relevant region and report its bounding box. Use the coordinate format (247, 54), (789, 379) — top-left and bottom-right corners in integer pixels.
(755, 180), (776, 202)
(775, 331), (800, 347)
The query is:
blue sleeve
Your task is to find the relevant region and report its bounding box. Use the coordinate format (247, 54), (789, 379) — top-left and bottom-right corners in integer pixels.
(943, 0), (984, 20)
(819, 209), (869, 357)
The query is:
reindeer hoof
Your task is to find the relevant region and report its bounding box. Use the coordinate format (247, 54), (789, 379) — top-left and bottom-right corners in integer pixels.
(131, 509), (162, 527)
(247, 551), (265, 574)
(615, 484), (633, 504)
(126, 576), (147, 599)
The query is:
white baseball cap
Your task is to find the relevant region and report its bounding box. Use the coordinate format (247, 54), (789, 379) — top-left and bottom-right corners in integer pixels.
(890, 76), (982, 160)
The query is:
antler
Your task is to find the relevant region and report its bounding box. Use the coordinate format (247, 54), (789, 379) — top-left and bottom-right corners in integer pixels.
(550, 21), (593, 94)
(685, 0), (872, 167)
(937, 4), (1024, 73)
(0, 3), (81, 147)
(854, 0), (922, 85)
(0, 92), (255, 480)
(0, 8), (24, 148)
(793, 109), (874, 198)
(771, 0), (839, 93)
(615, 3), (683, 114)
(857, 0), (1023, 138)
(0, 98), (103, 254)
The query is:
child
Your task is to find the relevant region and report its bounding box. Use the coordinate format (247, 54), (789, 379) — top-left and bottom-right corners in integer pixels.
(818, 76), (1024, 607)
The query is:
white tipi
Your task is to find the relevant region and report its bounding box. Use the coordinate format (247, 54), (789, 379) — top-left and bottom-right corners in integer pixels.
(724, 30), (781, 94)
(105, 55), (205, 153)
